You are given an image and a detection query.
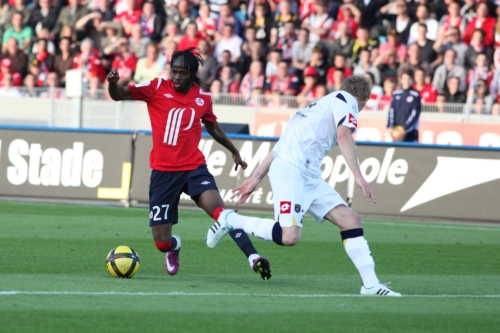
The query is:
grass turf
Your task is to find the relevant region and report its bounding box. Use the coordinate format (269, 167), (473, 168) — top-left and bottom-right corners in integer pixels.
(0, 201), (499, 333)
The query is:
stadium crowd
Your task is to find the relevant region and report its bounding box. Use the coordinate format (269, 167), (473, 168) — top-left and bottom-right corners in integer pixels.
(0, 0), (499, 113)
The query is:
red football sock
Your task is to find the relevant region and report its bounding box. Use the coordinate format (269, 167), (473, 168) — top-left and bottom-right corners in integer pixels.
(212, 206), (226, 221)
(154, 240), (172, 252)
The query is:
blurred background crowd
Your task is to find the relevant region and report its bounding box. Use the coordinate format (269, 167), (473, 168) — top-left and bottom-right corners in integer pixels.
(0, 0), (499, 113)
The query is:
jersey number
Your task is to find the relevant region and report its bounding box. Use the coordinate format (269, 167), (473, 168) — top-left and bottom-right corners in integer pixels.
(152, 205), (170, 221)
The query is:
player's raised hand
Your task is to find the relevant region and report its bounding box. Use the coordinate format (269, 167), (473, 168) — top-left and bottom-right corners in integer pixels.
(233, 154), (248, 171)
(231, 177), (259, 206)
(355, 175), (377, 204)
(107, 68), (120, 84)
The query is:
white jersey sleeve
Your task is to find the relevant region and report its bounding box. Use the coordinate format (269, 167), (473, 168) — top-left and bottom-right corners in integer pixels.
(330, 91), (359, 134)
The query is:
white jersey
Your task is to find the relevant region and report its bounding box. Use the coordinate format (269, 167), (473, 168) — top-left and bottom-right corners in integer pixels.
(273, 90), (359, 178)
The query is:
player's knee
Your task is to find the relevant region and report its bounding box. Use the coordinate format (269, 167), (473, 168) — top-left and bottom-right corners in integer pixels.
(282, 232), (301, 246)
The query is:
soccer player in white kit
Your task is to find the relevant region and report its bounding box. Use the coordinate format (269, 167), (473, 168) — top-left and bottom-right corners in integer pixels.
(206, 75), (401, 296)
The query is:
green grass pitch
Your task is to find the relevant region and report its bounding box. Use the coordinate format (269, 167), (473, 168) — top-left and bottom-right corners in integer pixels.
(0, 201), (499, 333)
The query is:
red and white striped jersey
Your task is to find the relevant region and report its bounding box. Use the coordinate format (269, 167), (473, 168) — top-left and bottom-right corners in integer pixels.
(129, 78), (217, 171)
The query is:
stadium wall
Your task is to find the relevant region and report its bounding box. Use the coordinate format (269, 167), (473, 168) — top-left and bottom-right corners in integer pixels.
(1, 126), (500, 223)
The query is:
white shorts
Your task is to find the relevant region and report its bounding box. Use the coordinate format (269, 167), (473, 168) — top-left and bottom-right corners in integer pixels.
(269, 157), (348, 228)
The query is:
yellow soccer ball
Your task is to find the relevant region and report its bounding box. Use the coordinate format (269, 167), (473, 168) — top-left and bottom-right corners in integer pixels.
(106, 246), (140, 278)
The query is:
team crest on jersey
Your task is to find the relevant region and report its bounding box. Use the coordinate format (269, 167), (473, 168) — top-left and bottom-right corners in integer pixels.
(349, 114), (357, 127)
(135, 81), (150, 87)
(406, 96), (414, 103)
(295, 204), (301, 213)
(164, 94), (173, 98)
(196, 97), (204, 106)
(280, 201), (291, 214)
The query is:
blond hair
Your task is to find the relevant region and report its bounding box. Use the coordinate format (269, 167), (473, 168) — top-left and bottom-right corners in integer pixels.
(339, 75), (371, 101)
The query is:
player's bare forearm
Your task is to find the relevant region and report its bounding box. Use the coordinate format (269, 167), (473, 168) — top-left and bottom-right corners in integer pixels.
(337, 126), (362, 179)
(252, 151), (274, 181)
(108, 82), (132, 101)
(205, 121), (239, 156)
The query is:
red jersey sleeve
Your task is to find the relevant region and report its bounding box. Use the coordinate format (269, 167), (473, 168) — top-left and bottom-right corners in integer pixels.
(128, 78), (158, 102)
(201, 96), (217, 123)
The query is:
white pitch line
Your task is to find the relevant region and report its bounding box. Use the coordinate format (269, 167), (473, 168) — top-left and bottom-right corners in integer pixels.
(370, 221), (500, 232)
(0, 291), (499, 298)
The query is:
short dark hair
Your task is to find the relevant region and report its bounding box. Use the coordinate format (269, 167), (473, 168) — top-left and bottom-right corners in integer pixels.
(400, 68), (414, 78)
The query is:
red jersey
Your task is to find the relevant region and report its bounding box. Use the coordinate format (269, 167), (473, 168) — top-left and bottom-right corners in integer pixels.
(73, 51), (106, 82)
(128, 78), (217, 171)
(178, 36), (203, 51)
(111, 53), (138, 79)
(413, 84), (437, 103)
(463, 17), (496, 46)
(0, 71), (22, 87)
(196, 17), (216, 40)
(264, 75), (300, 95)
(115, 10), (142, 30)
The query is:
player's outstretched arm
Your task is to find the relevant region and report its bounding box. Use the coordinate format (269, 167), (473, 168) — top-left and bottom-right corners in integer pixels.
(107, 68), (132, 101)
(231, 151), (275, 206)
(337, 125), (376, 204)
(205, 120), (247, 171)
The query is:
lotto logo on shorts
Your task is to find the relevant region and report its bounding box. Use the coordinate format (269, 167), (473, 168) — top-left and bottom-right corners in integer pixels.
(280, 201), (291, 214)
(349, 114), (357, 127)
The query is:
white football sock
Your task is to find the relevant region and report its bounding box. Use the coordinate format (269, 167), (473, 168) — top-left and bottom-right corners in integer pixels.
(248, 253), (260, 267)
(344, 236), (379, 288)
(222, 211), (275, 241)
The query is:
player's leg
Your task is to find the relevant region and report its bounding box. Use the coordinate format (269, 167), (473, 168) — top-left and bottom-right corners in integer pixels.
(185, 165), (271, 280)
(207, 158), (308, 247)
(323, 203), (401, 296)
(149, 170), (183, 275)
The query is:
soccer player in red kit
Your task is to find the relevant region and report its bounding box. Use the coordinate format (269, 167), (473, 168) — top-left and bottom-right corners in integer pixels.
(106, 48), (271, 279)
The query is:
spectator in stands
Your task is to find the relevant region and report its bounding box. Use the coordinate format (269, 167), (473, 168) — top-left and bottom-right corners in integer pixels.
(2, 37), (28, 76)
(0, 73), (21, 97)
(86, 76), (101, 99)
(129, 23), (148, 58)
(407, 4), (438, 44)
(413, 67), (437, 103)
(41, 71), (65, 98)
(93, 0), (116, 21)
(433, 49), (466, 93)
(30, 0), (58, 39)
(196, 3), (215, 42)
(330, 3), (360, 40)
(110, 38), (138, 84)
(59, 25), (79, 53)
(113, 0), (141, 36)
(53, 37), (74, 85)
(351, 26), (379, 63)
(0, 57), (22, 86)
(248, 3), (272, 45)
(54, 0), (91, 38)
(297, 66), (320, 108)
(445, 76), (467, 104)
(2, 11), (32, 53)
(353, 48), (381, 85)
(133, 42), (161, 83)
(291, 27), (313, 74)
(434, 27), (468, 67)
(178, 22), (202, 51)
(240, 60), (265, 102)
(463, 2), (495, 47)
(22, 73), (38, 97)
(28, 59), (47, 87)
(301, 0), (332, 44)
(465, 79), (494, 114)
(75, 11), (108, 50)
(264, 60), (299, 96)
(379, 0), (414, 45)
(160, 40), (177, 67)
(327, 54), (352, 92)
(220, 65), (240, 93)
(214, 50), (237, 79)
(214, 23), (242, 63)
(302, 43), (326, 82)
(415, 23), (439, 66)
(197, 39), (217, 87)
(364, 72), (383, 111)
(269, 0), (299, 46)
(377, 29), (406, 64)
(29, 38), (54, 73)
(378, 51), (399, 83)
(31, 28), (56, 54)
(464, 29), (493, 71)
(398, 43), (431, 79)
(240, 26), (256, 61)
(3, 0), (31, 31)
(328, 21), (354, 62)
(215, 3), (242, 39)
(265, 48), (281, 78)
(169, 0), (196, 35)
(437, 1), (464, 38)
(379, 79), (396, 111)
(73, 38), (106, 83)
(275, 21), (297, 63)
(161, 22), (181, 47)
(467, 53), (493, 90)
(460, 0), (476, 27)
(210, 79), (222, 101)
(158, 61), (170, 80)
(239, 40), (265, 78)
(139, 0), (166, 43)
